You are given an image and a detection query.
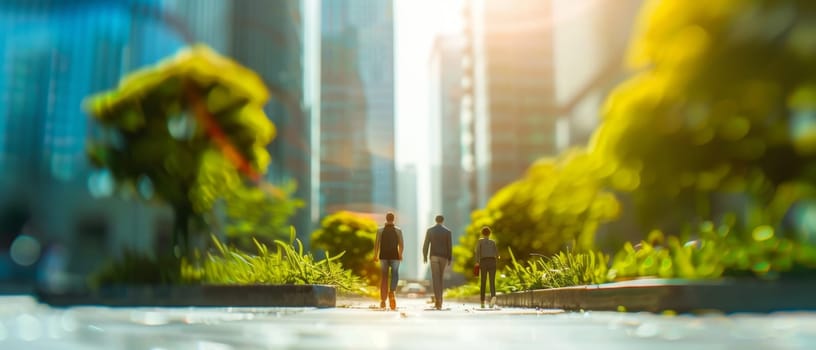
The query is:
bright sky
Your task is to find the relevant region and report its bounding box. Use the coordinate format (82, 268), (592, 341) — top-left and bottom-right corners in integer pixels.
(395, 0), (462, 167)
(394, 0), (463, 278)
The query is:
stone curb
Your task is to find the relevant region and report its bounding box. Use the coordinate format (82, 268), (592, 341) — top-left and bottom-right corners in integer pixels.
(36, 284), (336, 308)
(496, 278), (816, 313)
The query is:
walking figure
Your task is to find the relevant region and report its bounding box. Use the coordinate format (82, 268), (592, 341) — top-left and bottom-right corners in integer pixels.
(373, 212), (404, 310)
(423, 215), (452, 310)
(475, 226), (499, 308)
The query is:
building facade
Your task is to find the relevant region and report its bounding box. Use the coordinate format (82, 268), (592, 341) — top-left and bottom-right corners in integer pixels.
(319, 0), (396, 218)
(551, 0), (643, 148)
(463, 0), (559, 207)
(0, 0), (185, 282)
(428, 35), (470, 244)
(228, 0), (314, 239)
(0, 0), (316, 284)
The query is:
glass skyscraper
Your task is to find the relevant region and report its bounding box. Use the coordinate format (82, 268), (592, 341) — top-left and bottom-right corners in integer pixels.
(464, 0), (559, 207)
(0, 0), (314, 281)
(319, 0), (396, 218)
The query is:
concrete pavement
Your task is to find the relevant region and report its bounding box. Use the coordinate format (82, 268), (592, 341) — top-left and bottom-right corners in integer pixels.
(1, 295), (815, 349)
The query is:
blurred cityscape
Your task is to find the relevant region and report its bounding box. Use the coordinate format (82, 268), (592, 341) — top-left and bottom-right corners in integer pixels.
(0, 0), (646, 289)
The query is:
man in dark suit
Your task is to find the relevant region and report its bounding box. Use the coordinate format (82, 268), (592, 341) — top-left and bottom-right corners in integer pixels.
(422, 215), (452, 310)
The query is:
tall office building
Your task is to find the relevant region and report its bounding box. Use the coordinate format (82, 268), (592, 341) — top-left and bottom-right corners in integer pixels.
(227, 0), (314, 238)
(428, 35), (470, 242)
(551, 0), (643, 147)
(320, 0), (395, 218)
(464, 0), (559, 206)
(0, 0), (317, 279)
(0, 0), (184, 277)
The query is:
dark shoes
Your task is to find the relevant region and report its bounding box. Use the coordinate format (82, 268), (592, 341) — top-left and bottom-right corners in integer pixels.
(388, 291), (397, 310)
(380, 300), (386, 309)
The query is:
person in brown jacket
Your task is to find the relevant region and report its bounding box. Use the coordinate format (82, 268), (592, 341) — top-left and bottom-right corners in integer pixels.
(474, 226), (498, 308)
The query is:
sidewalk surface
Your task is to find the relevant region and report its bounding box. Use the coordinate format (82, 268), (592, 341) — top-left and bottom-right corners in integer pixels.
(1, 295), (816, 349)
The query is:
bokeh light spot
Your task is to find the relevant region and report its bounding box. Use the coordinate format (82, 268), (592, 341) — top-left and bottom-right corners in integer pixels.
(10, 235), (41, 266)
(791, 110), (816, 155)
(137, 175), (155, 199)
(792, 201), (816, 244)
(752, 225), (774, 242)
(752, 261), (771, 274)
(87, 169), (114, 198)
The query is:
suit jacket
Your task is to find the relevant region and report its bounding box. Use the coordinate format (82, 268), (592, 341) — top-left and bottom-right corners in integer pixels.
(423, 224), (452, 261)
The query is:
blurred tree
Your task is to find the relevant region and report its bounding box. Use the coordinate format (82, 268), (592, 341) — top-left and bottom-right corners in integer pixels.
(310, 211), (379, 284)
(221, 181), (304, 251)
(85, 45), (277, 257)
(594, 0), (816, 230)
(453, 149), (621, 274)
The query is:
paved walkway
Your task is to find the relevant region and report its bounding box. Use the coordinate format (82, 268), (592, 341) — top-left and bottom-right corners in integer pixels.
(1, 295), (815, 349)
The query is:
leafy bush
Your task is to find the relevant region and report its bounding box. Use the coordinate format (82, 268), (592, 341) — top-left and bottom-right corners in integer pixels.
(453, 149), (620, 274)
(594, 0), (816, 228)
(444, 282), (481, 299)
(608, 233), (723, 280)
(310, 211), (379, 284)
(222, 181), (304, 251)
(608, 221), (816, 281)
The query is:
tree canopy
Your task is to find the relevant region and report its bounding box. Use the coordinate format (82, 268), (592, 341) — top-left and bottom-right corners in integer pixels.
(85, 45), (276, 255)
(221, 181), (304, 251)
(594, 0), (816, 216)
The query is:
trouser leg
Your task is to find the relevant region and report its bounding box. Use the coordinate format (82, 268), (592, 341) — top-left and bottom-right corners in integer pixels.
(489, 266), (497, 297)
(430, 257), (446, 305)
(380, 260), (390, 301)
(481, 258), (497, 298)
(480, 263), (487, 302)
(389, 260), (400, 292)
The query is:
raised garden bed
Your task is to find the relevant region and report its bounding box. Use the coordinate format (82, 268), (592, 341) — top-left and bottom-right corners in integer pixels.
(496, 278), (816, 313)
(36, 284), (336, 308)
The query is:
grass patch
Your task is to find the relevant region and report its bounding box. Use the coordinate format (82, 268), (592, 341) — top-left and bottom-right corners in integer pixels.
(181, 229), (368, 294)
(91, 228), (370, 295)
(503, 248), (609, 290)
(446, 249), (609, 297)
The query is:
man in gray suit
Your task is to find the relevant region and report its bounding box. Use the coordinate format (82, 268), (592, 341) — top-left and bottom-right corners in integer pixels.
(422, 215), (452, 310)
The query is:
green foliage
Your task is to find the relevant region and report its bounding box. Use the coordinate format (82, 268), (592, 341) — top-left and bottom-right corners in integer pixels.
(453, 149), (620, 274)
(608, 220), (816, 281)
(84, 45), (276, 256)
(222, 181), (304, 251)
(444, 282), (482, 299)
(90, 229), (370, 295)
(310, 211), (379, 284)
(503, 248), (609, 290)
(595, 0), (816, 222)
(181, 229), (368, 294)
(608, 233), (724, 280)
(447, 248), (609, 296)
